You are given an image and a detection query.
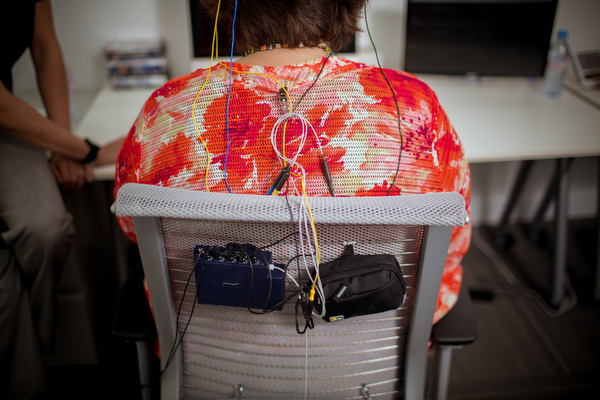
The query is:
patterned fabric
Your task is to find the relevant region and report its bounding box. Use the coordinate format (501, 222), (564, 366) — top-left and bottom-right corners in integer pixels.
(114, 55), (471, 323)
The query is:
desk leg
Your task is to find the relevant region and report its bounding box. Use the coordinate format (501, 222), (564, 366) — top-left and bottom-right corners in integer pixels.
(595, 157), (600, 302)
(496, 160), (534, 250)
(526, 163), (562, 246)
(551, 158), (573, 307)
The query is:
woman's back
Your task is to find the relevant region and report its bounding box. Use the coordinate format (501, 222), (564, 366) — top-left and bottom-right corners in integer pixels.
(117, 56), (465, 199)
(114, 55), (470, 323)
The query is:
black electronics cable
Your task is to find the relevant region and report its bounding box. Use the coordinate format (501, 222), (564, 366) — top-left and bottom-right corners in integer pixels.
(295, 291), (315, 334)
(256, 247), (309, 314)
(242, 244), (275, 314)
(257, 231), (298, 250)
(246, 241), (317, 314)
(293, 32), (342, 112)
(275, 37), (344, 314)
(161, 248), (211, 375)
(270, 34), (342, 197)
(268, 289), (303, 312)
(161, 241), (291, 373)
(363, 3), (404, 196)
(283, 251), (318, 334)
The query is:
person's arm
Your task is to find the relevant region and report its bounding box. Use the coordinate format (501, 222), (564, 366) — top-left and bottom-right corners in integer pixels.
(29, 0), (123, 167)
(96, 136), (126, 165)
(30, 0), (70, 131)
(29, 0), (92, 190)
(0, 80), (89, 159)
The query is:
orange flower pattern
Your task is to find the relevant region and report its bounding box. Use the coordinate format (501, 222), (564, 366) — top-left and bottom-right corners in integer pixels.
(114, 56), (471, 323)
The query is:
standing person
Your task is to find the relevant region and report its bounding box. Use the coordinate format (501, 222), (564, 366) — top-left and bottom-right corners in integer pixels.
(114, 0), (471, 325)
(0, 1), (120, 398)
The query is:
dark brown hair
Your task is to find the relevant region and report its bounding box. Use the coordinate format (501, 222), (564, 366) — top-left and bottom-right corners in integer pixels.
(198, 0), (367, 53)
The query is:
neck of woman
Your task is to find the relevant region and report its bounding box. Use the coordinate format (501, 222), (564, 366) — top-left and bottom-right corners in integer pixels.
(235, 46), (330, 66)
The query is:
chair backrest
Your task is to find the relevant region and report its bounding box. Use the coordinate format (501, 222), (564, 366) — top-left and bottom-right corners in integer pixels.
(113, 183), (467, 400)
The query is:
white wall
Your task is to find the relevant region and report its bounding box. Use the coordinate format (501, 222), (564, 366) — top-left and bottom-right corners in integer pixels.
(11, 0), (600, 226)
(14, 0), (599, 92)
(12, 0), (163, 92)
(13, 0), (409, 90)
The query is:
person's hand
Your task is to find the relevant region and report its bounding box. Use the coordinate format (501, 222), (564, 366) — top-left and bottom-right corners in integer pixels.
(48, 154), (93, 192)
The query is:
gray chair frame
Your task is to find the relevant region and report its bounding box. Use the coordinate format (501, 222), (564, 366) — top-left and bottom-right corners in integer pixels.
(113, 183), (471, 399)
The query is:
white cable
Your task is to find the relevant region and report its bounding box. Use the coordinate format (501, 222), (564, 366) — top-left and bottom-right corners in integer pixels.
(270, 112), (308, 166)
(296, 178), (326, 317)
(270, 112), (327, 316)
(272, 266), (300, 288)
(303, 329), (309, 400)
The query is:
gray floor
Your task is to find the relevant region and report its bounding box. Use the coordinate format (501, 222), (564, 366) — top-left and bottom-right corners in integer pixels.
(449, 220), (600, 400)
(42, 217), (600, 399)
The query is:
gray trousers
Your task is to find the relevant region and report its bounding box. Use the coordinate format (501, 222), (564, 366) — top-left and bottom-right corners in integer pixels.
(0, 132), (75, 399)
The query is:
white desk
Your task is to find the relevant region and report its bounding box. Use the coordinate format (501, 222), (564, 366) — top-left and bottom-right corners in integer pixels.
(80, 78), (600, 305)
(565, 79), (600, 109)
(80, 78), (600, 170)
(417, 75), (600, 163)
(75, 86), (155, 180)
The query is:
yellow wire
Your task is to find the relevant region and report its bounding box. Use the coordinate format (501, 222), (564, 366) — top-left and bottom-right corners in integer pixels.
(191, 0), (223, 192)
(218, 61), (293, 109)
(214, 33), (292, 111)
(300, 175), (321, 301)
(217, 59), (294, 167)
(190, 5), (320, 292)
(214, 33), (293, 167)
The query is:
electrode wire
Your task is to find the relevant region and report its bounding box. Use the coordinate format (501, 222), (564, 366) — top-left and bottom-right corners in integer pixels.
(364, 3), (404, 196)
(191, 0), (223, 191)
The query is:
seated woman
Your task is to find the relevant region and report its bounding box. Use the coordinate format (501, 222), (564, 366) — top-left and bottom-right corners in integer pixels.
(114, 0), (471, 324)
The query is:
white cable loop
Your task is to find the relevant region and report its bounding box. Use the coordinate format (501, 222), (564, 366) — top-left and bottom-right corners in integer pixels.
(270, 112), (326, 317)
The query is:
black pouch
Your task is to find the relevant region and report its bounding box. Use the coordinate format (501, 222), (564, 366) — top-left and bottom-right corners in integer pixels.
(313, 253), (406, 322)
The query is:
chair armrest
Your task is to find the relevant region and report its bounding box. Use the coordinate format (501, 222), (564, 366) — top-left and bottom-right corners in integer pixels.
(432, 281), (477, 346)
(112, 246), (157, 342)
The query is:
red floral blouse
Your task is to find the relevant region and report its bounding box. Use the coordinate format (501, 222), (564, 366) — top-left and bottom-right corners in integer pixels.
(114, 55), (471, 323)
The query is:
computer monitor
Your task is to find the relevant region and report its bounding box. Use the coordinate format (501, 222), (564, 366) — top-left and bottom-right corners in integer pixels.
(404, 0), (558, 77)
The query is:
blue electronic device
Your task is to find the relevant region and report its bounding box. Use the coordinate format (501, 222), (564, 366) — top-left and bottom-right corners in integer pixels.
(193, 244), (286, 311)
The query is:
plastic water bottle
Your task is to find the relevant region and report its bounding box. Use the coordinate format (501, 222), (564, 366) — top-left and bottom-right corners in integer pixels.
(542, 30), (569, 98)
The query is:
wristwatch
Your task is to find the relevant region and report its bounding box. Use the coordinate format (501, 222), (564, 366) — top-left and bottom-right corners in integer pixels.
(82, 138), (100, 163)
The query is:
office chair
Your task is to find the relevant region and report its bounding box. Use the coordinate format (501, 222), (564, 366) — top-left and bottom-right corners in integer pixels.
(112, 182), (475, 399)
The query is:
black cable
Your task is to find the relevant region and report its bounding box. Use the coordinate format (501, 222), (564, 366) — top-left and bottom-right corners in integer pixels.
(258, 231), (298, 251)
(244, 242), (313, 314)
(293, 32), (342, 113)
(364, 3), (404, 196)
(257, 230), (313, 255)
(283, 253), (315, 271)
(266, 288), (302, 313)
(295, 290), (314, 334)
(270, 33), (342, 198)
(161, 247), (211, 375)
(242, 244), (275, 314)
